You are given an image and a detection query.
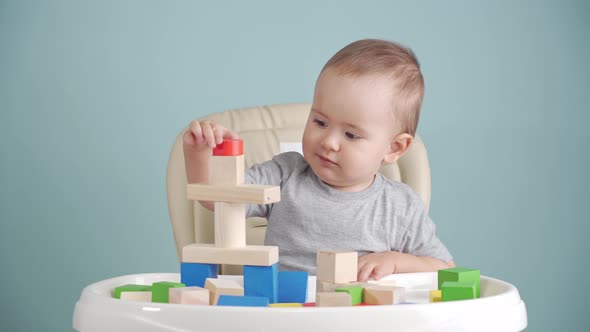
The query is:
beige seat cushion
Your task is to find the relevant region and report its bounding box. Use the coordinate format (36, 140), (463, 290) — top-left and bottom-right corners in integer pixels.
(167, 103), (431, 274)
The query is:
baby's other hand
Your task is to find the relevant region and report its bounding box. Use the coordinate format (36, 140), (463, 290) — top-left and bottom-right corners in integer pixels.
(357, 251), (398, 282)
(183, 120), (239, 151)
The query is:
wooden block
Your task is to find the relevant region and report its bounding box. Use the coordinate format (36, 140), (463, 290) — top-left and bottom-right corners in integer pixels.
(363, 285), (405, 305)
(119, 291), (152, 302)
(217, 295), (269, 307)
(169, 286), (210, 305)
(113, 284), (152, 299)
(209, 155), (244, 185)
(214, 202), (246, 248)
(278, 271), (308, 303)
(430, 290), (442, 303)
(269, 303), (304, 307)
(441, 281), (476, 302)
(438, 267), (480, 298)
(316, 292), (352, 307)
(187, 184), (280, 204)
(316, 250), (358, 283)
(335, 286), (364, 305)
(180, 262), (218, 287)
(204, 278), (244, 305)
(244, 263), (278, 303)
(183, 244), (279, 266)
(316, 280), (368, 293)
(151, 281), (185, 303)
(212, 139), (243, 156)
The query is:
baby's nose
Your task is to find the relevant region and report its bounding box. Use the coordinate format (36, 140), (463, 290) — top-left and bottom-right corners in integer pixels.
(321, 134), (340, 151)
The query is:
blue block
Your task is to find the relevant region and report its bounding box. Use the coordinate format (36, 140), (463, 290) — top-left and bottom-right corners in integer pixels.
(180, 262), (218, 287)
(243, 263), (278, 303)
(217, 295), (269, 307)
(278, 271), (308, 303)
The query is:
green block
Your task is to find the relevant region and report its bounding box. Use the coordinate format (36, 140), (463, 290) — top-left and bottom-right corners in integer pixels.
(335, 286), (364, 305)
(441, 281), (476, 301)
(438, 267), (480, 298)
(113, 284), (152, 299)
(151, 281), (185, 303)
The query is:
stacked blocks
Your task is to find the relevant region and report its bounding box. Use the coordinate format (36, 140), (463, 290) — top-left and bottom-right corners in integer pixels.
(437, 267), (481, 302)
(181, 139), (293, 306)
(315, 250), (359, 307)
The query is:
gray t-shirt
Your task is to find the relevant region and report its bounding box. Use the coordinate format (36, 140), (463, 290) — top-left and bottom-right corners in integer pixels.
(245, 152), (453, 274)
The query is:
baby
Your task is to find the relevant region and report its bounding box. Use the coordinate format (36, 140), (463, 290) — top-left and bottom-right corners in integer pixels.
(183, 39), (455, 281)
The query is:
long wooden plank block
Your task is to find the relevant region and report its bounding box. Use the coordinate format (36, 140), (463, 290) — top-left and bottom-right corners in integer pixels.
(182, 243), (279, 266)
(186, 184), (280, 204)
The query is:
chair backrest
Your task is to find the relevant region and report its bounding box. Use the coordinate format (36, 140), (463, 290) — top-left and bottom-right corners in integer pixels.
(167, 103), (432, 266)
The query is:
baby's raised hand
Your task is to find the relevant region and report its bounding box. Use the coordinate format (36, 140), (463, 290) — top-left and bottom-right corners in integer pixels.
(183, 120), (239, 151)
(357, 251), (398, 281)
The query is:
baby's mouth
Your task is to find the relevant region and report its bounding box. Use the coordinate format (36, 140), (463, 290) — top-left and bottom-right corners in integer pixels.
(318, 155), (337, 165)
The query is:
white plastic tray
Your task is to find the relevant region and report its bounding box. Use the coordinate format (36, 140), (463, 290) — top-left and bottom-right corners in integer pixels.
(73, 272), (527, 332)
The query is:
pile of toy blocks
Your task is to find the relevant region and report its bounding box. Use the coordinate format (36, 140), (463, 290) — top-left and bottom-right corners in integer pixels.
(313, 250), (406, 306)
(430, 267), (481, 302)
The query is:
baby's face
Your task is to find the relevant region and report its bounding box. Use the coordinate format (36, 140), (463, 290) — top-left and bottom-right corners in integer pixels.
(302, 70), (398, 192)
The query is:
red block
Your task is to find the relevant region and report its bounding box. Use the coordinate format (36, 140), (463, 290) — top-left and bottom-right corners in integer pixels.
(213, 139), (243, 156)
(303, 302), (316, 307)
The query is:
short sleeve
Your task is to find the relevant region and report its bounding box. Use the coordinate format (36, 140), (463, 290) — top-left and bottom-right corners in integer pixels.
(244, 153), (290, 218)
(399, 200), (453, 263)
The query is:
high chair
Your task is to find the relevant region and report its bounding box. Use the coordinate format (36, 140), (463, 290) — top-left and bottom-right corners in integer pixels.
(73, 103), (527, 332)
(166, 103), (432, 273)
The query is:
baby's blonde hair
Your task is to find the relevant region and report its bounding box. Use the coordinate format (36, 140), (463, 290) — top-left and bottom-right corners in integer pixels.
(321, 39), (424, 136)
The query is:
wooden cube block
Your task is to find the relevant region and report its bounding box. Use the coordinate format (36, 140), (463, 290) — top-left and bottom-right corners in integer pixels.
(278, 271), (308, 303)
(438, 267), (480, 298)
(181, 262), (218, 287)
(316, 292), (352, 307)
(244, 263), (278, 303)
(217, 295), (269, 307)
(214, 202), (246, 248)
(169, 286), (210, 305)
(316, 250), (358, 283)
(441, 281), (476, 302)
(335, 286), (364, 305)
(113, 284), (152, 299)
(151, 281), (185, 303)
(119, 291), (152, 302)
(209, 155), (244, 185)
(363, 285), (405, 305)
(316, 280), (368, 292)
(430, 290), (442, 303)
(204, 278), (244, 305)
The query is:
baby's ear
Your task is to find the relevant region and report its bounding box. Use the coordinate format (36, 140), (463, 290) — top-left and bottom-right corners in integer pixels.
(383, 133), (413, 164)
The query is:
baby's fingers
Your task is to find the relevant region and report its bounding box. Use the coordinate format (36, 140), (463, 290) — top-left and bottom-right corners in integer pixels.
(200, 121), (217, 148)
(357, 262), (376, 282)
(184, 120), (204, 145)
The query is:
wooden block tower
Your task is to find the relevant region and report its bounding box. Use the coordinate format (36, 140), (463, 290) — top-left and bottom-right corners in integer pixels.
(181, 139), (282, 303)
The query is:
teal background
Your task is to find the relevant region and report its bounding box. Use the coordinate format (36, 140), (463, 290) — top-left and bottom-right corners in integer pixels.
(1, 0), (588, 331)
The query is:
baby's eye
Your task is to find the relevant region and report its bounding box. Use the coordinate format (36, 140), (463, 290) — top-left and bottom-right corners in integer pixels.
(314, 119), (327, 128)
(345, 132), (361, 140)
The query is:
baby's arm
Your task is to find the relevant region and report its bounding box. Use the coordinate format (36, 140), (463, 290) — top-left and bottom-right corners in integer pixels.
(357, 252), (455, 281)
(183, 120), (239, 211)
